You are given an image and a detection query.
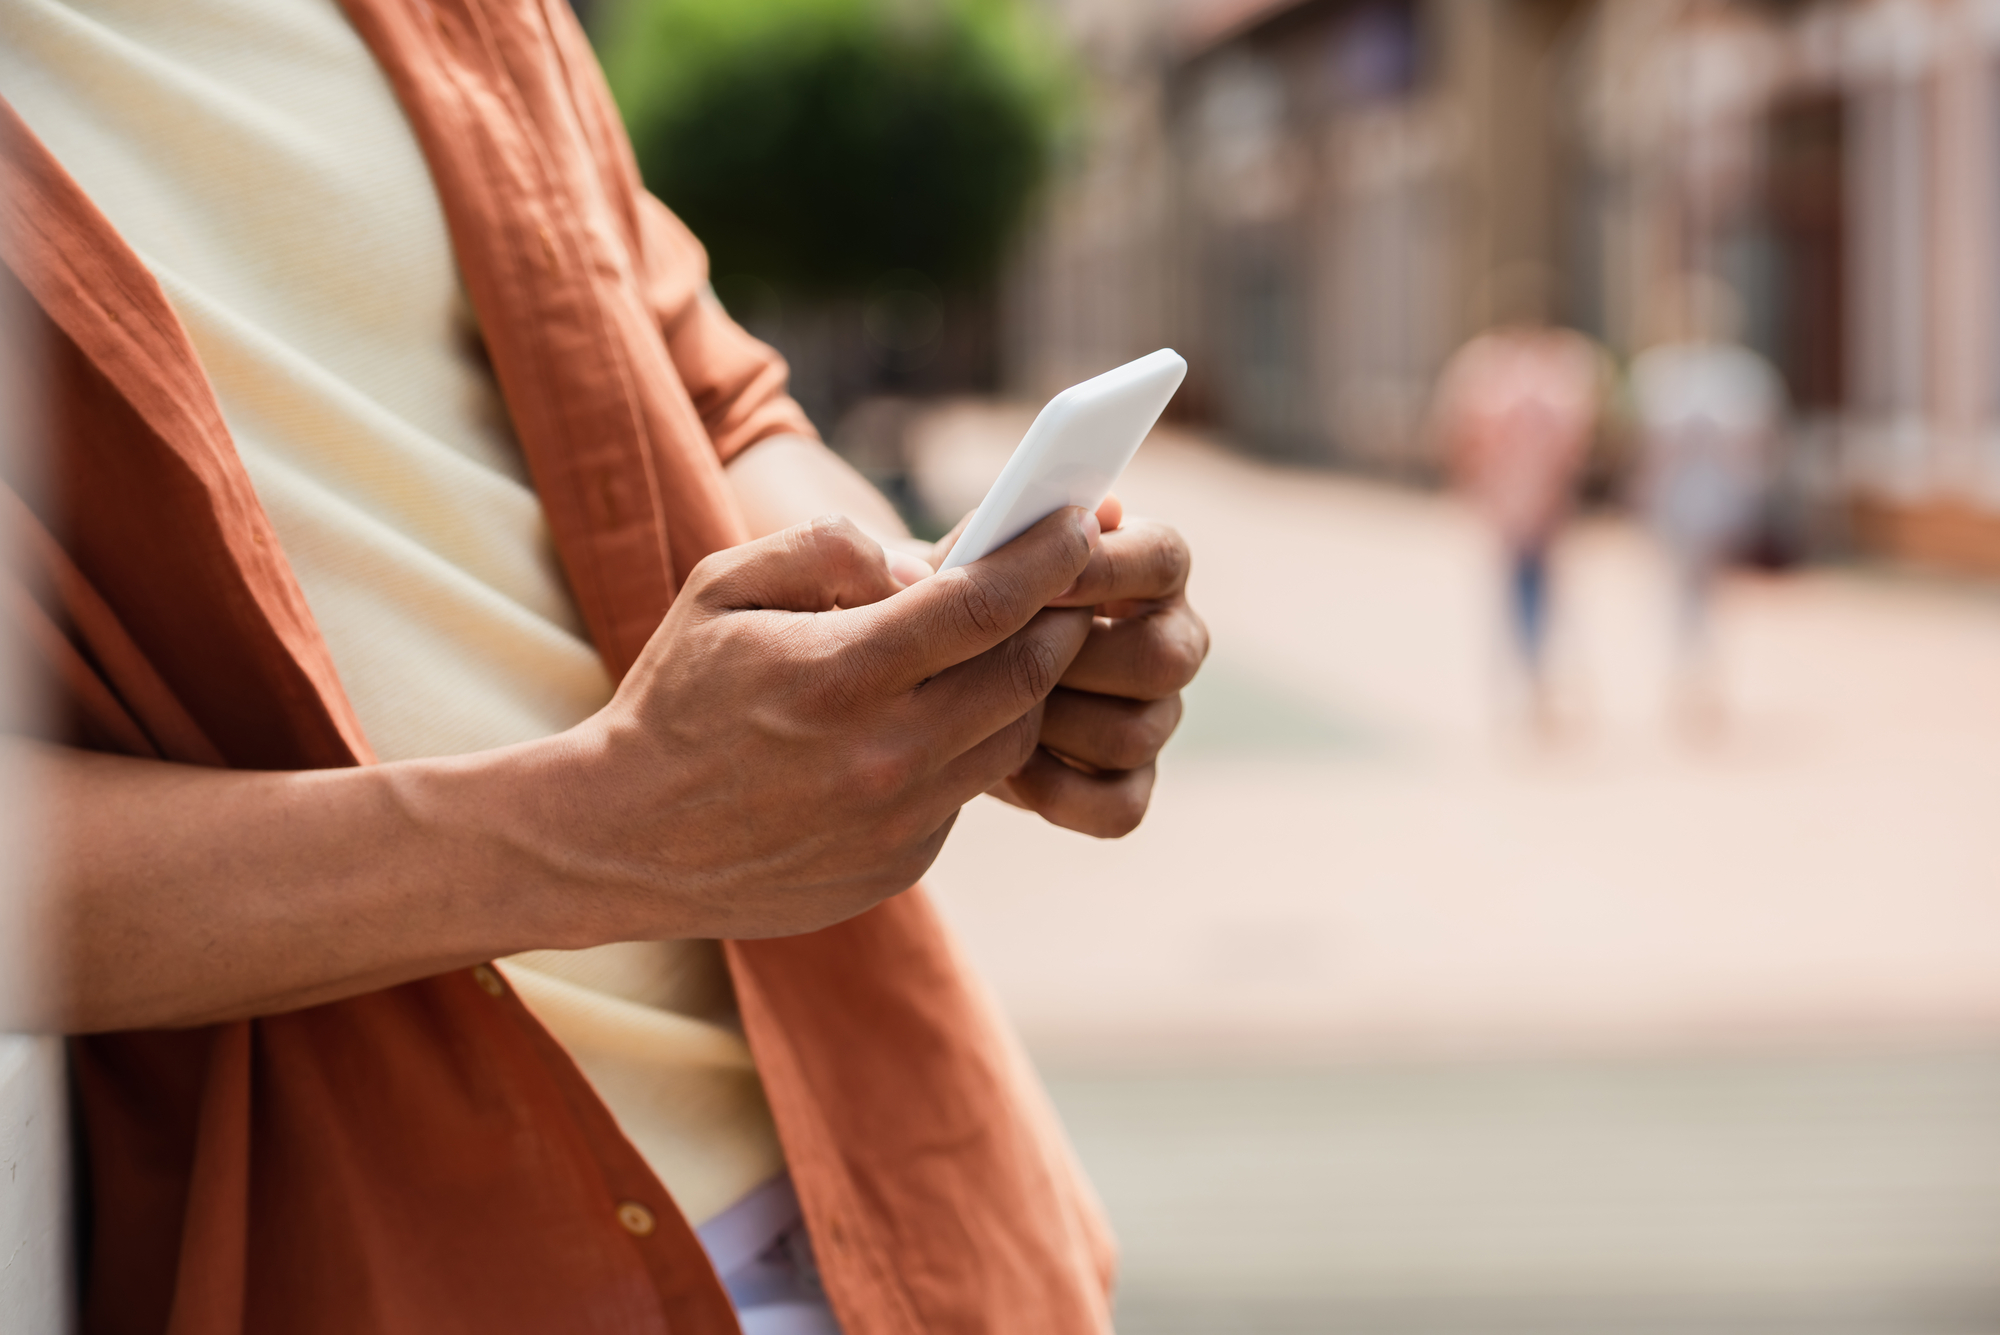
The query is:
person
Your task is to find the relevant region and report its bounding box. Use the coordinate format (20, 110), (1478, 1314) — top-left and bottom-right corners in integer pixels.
(1628, 277), (1783, 731)
(0, 1), (1206, 1331)
(1431, 318), (1605, 729)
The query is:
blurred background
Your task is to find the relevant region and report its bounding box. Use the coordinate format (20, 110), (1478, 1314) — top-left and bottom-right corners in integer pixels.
(585, 1), (2000, 1331)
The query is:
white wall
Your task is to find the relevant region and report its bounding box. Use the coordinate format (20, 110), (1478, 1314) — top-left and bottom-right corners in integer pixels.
(0, 1036), (70, 1333)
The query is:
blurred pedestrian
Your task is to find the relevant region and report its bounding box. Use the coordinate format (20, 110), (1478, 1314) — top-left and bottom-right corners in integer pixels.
(1432, 321), (1607, 730)
(1629, 278), (1784, 731)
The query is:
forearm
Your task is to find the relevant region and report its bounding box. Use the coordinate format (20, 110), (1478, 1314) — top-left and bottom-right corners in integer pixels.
(15, 737), (605, 1034)
(19, 439), (1052, 1036)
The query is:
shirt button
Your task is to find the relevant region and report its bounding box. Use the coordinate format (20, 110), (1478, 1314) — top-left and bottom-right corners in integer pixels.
(617, 1202), (656, 1236)
(471, 964), (505, 997)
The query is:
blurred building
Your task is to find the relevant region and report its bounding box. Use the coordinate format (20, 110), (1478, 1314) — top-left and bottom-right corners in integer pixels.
(1009, 0), (2000, 571)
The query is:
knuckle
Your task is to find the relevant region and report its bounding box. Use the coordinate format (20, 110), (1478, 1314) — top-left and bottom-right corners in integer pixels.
(847, 742), (914, 807)
(805, 512), (868, 569)
(1145, 619), (1206, 696)
(1166, 632), (1206, 690)
(807, 511), (863, 546)
(1130, 626), (1192, 699)
(683, 549), (734, 602)
(1007, 633), (1064, 702)
(1102, 709), (1169, 771)
(1188, 610), (1212, 666)
(951, 575), (1011, 643)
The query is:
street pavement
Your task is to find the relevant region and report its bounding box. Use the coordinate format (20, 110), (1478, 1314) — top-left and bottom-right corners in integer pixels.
(1047, 1050), (2000, 1335)
(902, 402), (2000, 1334)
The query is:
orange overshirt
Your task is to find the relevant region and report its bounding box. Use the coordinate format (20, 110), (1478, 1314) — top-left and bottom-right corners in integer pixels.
(0, 1), (1114, 1330)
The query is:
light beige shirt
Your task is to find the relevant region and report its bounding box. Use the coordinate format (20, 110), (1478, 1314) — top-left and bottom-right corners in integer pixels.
(0, 0), (783, 1224)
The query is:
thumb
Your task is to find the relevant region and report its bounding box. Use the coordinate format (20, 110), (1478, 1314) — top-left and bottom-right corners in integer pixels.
(696, 515), (913, 613)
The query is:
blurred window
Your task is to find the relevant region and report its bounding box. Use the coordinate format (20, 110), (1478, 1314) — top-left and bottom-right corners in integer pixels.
(1324, 0), (1417, 107)
(1765, 95), (1845, 412)
(1849, 79), (1928, 428)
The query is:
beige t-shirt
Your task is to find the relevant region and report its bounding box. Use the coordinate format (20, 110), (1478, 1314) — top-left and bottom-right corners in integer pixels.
(0, 0), (784, 1224)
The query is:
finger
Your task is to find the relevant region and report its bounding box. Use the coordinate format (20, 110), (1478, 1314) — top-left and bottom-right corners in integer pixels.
(1059, 602), (1209, 701)
(1004, 749), (1157, 839)
(1049, 517), (1189, 609)
(694, 514), (909, 613)
(905, 607), (1092, 764)
(929, 703), (1048, 812)
(1038, 688), (1183, 772)
(885, 546), (935, 588)
(850, 506), (1099, 687)
(1095, 494), (1124, 533)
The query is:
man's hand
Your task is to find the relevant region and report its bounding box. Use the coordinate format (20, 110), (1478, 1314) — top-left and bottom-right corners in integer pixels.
(931, 501), (1208, 839)
(721, 434), (1208, 842)
(494, 506), (1100, 941)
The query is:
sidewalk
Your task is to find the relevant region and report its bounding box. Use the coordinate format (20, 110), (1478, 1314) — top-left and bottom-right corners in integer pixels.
(907, 401), (2000, 1062)
(1045, 1049), (2000, 1335)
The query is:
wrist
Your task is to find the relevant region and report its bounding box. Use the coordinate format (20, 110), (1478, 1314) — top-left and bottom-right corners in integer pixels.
(378, 732), (624, 957)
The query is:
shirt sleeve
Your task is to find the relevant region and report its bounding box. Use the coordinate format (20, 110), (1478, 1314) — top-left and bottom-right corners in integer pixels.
(632, 193), (821, 464)
(542, 1), (818, 464)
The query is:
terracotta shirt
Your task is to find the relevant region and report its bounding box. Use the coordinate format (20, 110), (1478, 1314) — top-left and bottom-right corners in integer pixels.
(0, 0), (1116, 1331)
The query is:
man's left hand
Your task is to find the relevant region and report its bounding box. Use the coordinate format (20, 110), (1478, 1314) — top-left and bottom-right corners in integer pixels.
(932, 500), (1207, 837)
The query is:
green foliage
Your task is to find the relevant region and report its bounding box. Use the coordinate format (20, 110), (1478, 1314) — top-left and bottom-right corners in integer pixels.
(596, 0), (1072, 296)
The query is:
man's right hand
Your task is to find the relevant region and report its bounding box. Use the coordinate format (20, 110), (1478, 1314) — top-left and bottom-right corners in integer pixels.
(18, 506), (1097, 1033)
(457, 505), (1101, 943)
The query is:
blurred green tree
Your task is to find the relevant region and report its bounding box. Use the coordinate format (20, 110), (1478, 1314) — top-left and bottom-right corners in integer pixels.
(596, 0), (1071, 298)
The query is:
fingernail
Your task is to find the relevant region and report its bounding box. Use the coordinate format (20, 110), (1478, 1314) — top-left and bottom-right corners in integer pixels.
(1080, 508), (1101, 551)
(887, 551), (934, 587)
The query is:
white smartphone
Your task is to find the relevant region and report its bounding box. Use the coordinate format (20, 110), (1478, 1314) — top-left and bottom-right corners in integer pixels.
(937, 349), (1187, 572)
